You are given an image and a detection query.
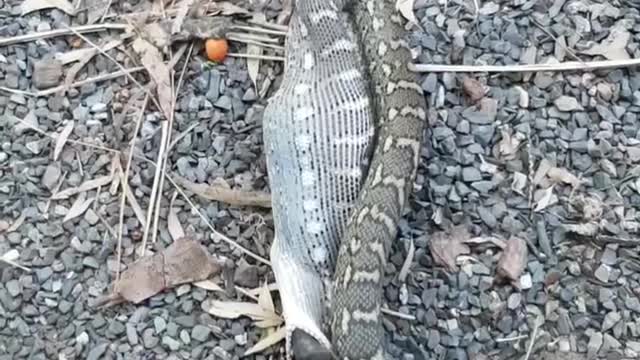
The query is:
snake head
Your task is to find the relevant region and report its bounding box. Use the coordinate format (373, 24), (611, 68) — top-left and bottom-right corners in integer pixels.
(292, 328), (336, 360)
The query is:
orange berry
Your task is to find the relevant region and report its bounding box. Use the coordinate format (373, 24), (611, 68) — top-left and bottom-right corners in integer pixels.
(205, 38), (229, 62)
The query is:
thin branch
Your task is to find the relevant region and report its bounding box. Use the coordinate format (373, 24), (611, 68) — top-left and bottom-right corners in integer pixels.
(227, 53), (285, 62)
(409, 58), (640, 73)
(0, 23), (130, 47)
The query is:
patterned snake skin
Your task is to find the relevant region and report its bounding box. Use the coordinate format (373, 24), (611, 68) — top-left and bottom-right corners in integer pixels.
(262, 0), (426, 358)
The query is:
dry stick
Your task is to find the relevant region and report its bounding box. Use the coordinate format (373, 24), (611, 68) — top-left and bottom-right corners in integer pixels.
(140, 120), (170, 255)
(226, 35), (285, 51)
(248, 18), (288, 32)
(523, 318), (541, 360)
(115, 93), (149, 283)
(11, 116), (120, 154)
(227, 53), (285, 62)
(164, 174), (271, 265)
(408, 58), (640, 73)
(0, 23), (130, 47)
(150, 43), (192, 246)
(226, 31), (281, 44)
(61, 24), (164, 115)
(37, 66), (146, 97)
(231, 24), (287, 37)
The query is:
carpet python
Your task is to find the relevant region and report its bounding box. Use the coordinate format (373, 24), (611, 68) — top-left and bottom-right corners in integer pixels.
(262, 0), (427, 358)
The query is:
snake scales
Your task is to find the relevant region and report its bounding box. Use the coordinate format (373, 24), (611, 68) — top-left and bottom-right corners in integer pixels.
(262, 0), (426, 358)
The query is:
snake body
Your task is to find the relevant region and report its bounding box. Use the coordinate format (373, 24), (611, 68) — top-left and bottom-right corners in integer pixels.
(262, 0), (426, 358)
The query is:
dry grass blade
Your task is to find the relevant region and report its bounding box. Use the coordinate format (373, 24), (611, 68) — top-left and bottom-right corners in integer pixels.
(246, 14), (265, 90)
(0, 249), (31, 272)
(258, 281), (275, 313)
(242, 327), (286, 357)
(53, 120), (74, 161)
(0, 23), (130, 47)
(409, 58), (640, 73)
(6, 213), (26, 233)
(52, 175), (113, 199)
(21, 0), (75, 15)
(398, 238), (415, 282)
(63, 192), (95, 222)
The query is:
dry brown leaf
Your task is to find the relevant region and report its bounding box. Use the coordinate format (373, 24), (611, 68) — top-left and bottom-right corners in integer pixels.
(22, 0), (75, 15)
(193, 279), (224, 292)
(496, 236), (528, 286)
(168, 192), (185, 242)
(172, 175), (272, 208)
(122, 174), (146, 227)
(0, 249), (31, 272)
(533, 186), (557, 212)
(54, 120), (74, 161)
(101, 237), (221, 305)
(63, 192), (94, 222)
(131, 37), (173, 119)
(242, 327), (286, 357)
(254, 317), (283, 329)
(52, 175), (113, 199)
(247, 283), (279, 297)
(395, 0), (418, 26)
(398, 238), (415, 282)
(511, 171), (527, 196)
(429, 224), (471, 272)
(547, 167), (581, 188)
(462, 76), (485, 102)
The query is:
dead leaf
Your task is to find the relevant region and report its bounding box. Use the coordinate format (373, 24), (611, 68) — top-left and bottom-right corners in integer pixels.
(63, 192), (94, 222)
(122, 173), (146, 227)
(498, 128), (522, 159)
(462, 76), (485, 102)
(547, 167), (581, 188)
(579, 21), (630, 60)
(247, 283), (279, 297)
(533, 159), (553, 186)
(247, 14), (265, 90)
(511, 171), (528, 196)
(242, 327), (286, 357)
(131, 37), (173, 119)
(6, 213), (26, 233)
(258, 282), (275, 313)
(172, 175), (272, 208)
(496, 236), (527, 286)
(211, 1), (250, 15)
(0, 249), (31, 272)
(395, 0), (418, 25)
(100, 237), (221, 304)
(429, 224), (471, 272)
(52, 175), (113, 199)
(172, 0), (195, 34)
(398, 238), (415, 282)
(193, 279), (224, 292)
(533, 186), (557, 212)
(54, 120), (74, 161)
(168, 192), (185, 242)
(463, 236), (507, 249)
(21, 0), (75, 16)
(204, 300), (279, 321)
(562, 222), (599, 237)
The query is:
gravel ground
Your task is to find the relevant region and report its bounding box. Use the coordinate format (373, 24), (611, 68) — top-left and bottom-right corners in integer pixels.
(2, 0), (640, 359)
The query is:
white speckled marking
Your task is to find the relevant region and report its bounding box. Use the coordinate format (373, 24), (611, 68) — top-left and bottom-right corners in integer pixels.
(295, 106), (314, 121)
(338, 69), (362, 81)
(321, 39), (356, 57)
(301, 170), (316, 186)
(294, 83), (310, 95)
(377, 41), (388, 56)
(303, 52), (315, 70)
(303, 199), (319, 211)
(309, 9), (338, 23)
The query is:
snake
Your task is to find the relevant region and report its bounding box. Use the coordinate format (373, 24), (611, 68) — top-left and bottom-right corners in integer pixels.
(262, 0), (427, 358)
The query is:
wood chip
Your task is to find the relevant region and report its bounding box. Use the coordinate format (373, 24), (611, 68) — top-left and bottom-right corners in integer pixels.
(32, 59), (63, 90)
(462, 76), (485, 102)
(496, 236), (528, 286)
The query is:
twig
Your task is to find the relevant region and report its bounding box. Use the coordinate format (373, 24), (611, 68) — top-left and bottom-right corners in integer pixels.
(226, 32), (281, 44)
(226, 35), (285, 51)
(171, 174), (272, 208)
(408, 58), (640, 73)
(141, 121), (169, 254)
(0, 23), (130, 47)
(524, 317), (542, 360)
(227, 53), (285, 62)
(116, 93), (149, 282)
(164, 174), (271, 265)
(231, 24), (287, 37)
(246, 19), (288, 32)
(381, 308), (415, 321)
(36, 67), (146, 97)
(496, 334), (528, 343)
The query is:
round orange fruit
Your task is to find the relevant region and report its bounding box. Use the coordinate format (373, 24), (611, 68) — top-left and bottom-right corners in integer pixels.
(205, 38), (229, 62)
